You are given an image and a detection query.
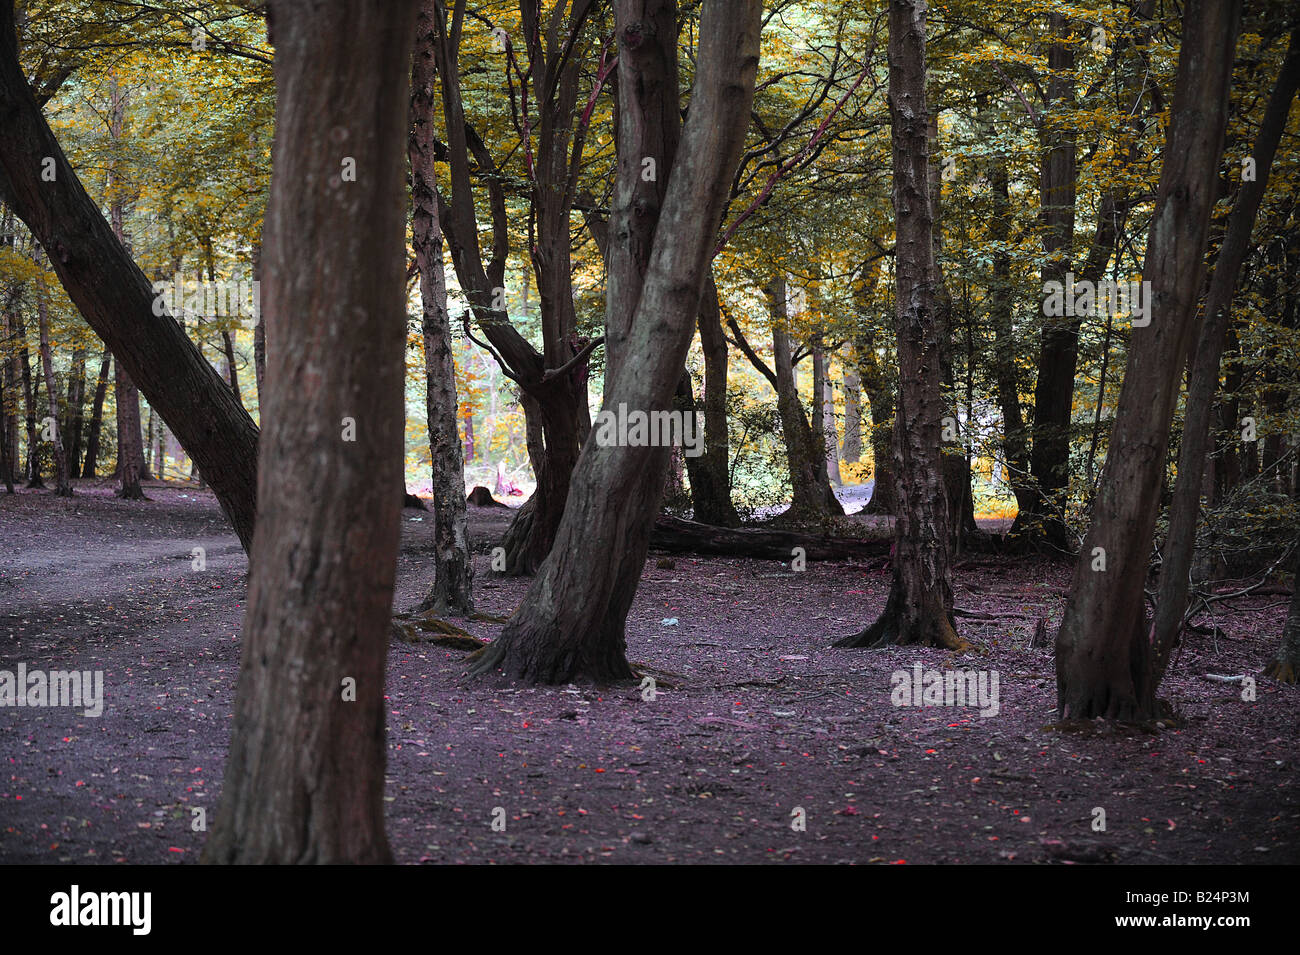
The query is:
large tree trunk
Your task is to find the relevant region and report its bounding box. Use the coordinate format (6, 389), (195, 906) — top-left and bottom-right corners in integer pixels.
(410, 0), (473, 615)
(1153, 27), (1300, 678)
(35, 286), (70, 496)
(1054, 0), (1241, 721)
(836, 0), (961, 651)
(204, 0), (417, 864)
(113, 359), (146, 500)
(469, 0), (762, 684)
(0, 0), (260, 550)
(80, 346), (110, 478)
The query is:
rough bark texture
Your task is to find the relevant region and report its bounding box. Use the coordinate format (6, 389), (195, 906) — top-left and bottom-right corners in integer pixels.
(1055, 0), (1241, 721)
(469, 0), (762, 684)
(0, 0), (260, 549)
(1153, 27), (1300, 679)
(410, 0), (473, 615)
(113, 359), (145, 500)
(836, 0), (960, 651)
(203, 0), (417, 864)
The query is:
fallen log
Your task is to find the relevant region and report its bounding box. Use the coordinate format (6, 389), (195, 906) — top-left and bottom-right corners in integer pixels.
(651, 514), (890, 562)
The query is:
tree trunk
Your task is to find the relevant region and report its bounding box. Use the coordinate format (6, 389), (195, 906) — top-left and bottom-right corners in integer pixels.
(80, 347), (110, 478)
(1154, 28), (1300, 678)
(0, 310), (15, 492)
(1263, 545), (1300, 684)
(843, 358), (861, 463)
(814, 339), (841, 485)
(0, 0), (260, 549)
(113, 359), (146, 499)
(858, 332), (896, 514)
(1055, 0), (1241, 721)
(469, 0), (762, 684)
(204, 0), (417, 864)
(12, 309), (42, 487)
(410, 0), (473, 615)
(688, 271), (740, 525)
(836, 0), (961, 651)
(768, 276), (843, 519)
(35, 286), (71, 495)
(63, 343), (84, 475)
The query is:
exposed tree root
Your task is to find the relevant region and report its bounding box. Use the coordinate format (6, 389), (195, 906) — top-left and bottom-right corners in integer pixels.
(1263, 658), (1298, 684)
(390, 612), (485, 650)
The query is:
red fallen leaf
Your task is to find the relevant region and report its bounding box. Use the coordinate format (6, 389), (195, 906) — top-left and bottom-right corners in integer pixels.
(837, 806), (859, 816)
(891, 859), (907, 865)
(1167, 819), (1176, 830)
(168, 847), (184, 853)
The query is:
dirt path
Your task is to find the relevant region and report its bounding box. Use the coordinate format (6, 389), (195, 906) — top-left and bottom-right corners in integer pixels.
(2, 481), (1296, 864)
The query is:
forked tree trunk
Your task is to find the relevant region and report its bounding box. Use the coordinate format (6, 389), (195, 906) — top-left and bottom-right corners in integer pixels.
(1054, 0), (1241, 721)
(768, 276), (843, 520)
(204, 0), (417, 863)
(835, 0), (961, 650)
(410, 0), (473, 615)
(0, 0), (260, 549)
(469, 0), (762, 684)
(1153, 27), (1300, 678)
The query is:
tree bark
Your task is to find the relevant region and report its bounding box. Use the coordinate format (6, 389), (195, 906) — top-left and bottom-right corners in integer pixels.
(113, 359), (146, 499)
(0, 0), (260, 549)
(1054, 0), (1241, 721)
(204, 0), (417, 864)
(35, 284), (70, 495)
(767, 276), (843, 519)
(80, 346), (110, 478)
(1263, 545), (1300, 684)
(1153, 26), (1300, 679)
(469, 0), (762, 684)
(858, 331), (897, 515)
(836, 0), (961, 650)
(688, 271), (740, 526)
(12, 308), (42, 487)
(63, 342), (84, 475)
(410, 0), (473, 616)
(842, 357), (861, 463)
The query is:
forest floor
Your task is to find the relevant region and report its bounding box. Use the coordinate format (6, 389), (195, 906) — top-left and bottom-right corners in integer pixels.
(1, 479), (1296, 864)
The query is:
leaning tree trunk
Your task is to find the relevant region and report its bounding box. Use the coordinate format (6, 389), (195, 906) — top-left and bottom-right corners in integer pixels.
(34, 286), (70, 496)
(204, 0), (417, 864)
(1054, 0), (1241, 721)
(409, 0), (473, 615)
(0, 0), (260, 549)
(114, 359), (146, 500)
(1153, 26), (1300, 680)
(80, 346), (110, 478)
(835, 0), (962, 650)
(469, 0), (763, 684)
